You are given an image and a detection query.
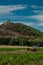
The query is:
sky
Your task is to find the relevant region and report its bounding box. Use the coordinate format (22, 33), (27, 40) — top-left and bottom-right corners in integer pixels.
(0, 0), (43, 31)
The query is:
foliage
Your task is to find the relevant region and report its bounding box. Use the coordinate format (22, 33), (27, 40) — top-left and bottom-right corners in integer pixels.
(0, 47), (42, 51)
(0, 21), (43, 37)
(0, 36), (43, 46)
(0, 53), (43, 65)
(0, 21), (43, 46)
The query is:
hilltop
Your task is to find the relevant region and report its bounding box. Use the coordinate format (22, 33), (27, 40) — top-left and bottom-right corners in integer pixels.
(0, 20), (43, 37)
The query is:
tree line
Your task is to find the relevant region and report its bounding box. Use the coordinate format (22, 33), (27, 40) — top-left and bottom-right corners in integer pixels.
(0, 37), (43, 47)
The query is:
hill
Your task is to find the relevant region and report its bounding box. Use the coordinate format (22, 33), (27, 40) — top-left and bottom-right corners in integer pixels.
(0, 20), (43, 37)
(0, 20), (43, 46)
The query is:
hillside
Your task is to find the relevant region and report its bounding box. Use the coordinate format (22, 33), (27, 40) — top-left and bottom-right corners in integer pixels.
(0, 20), (43, 46)
(0, 20), (43, 37)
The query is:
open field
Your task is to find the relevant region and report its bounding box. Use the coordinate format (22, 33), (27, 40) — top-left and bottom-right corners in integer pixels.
(0, 45), (42, 51)
(0, 46), (29, 52)
(0, 46), (42, 54)
(0, 46), (43, 65)
(0, 53), (43, 65)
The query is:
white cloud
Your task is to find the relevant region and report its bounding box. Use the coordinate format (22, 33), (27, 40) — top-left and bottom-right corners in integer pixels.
(0, 5), (27, 14)
(0, 21), (34, 27)
(0, 20), (40, 27)
(29, 15), (43, 21)
(0, 22), (3, 25)
(33, 10), (43, 15)
(23, 22), (34, 26)
(31, 5), (43, 9)
(31, 5), (37, 9)
(37, 22), (43, 26)
(33, 10), (43, 13)
(29, 14), (43, 26)
(12, 21), (34, 26)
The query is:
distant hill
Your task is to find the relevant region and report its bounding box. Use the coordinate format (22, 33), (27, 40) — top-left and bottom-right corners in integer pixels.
(0, 20), (43, 37)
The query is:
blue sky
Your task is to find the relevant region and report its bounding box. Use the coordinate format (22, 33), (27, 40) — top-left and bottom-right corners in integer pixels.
(0, 0), (43, 31)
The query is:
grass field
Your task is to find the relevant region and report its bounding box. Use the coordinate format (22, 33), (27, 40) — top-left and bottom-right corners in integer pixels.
(0, 46), (42, 51)
(0, 48), (28, 51)
(0, 46), (43, 65)
(0, 53), (43, 65)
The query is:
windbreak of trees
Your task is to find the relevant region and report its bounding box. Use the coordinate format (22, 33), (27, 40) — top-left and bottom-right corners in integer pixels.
(0, 37), (43, 47)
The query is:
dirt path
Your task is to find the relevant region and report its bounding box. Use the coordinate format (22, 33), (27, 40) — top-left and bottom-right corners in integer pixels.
(0, 50), (42, 54)
(0, 50), (29, 54)
(0, 45), (30, 48)
(0, 45), (42, 54)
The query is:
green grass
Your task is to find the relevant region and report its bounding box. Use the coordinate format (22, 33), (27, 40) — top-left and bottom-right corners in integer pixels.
(0, 47), (43, 65)
(0, 53), (43, 65)
(0, 47), (42, 51)
(37, 47), (43, 51)
(0, 48), (28, 51)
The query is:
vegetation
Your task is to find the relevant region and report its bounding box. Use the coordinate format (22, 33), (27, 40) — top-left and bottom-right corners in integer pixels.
(0, 47), (42, 51)
(0, 20), (43, 65)
(0, 36), (43, 46)
(0, 48), (28, 51)
(0, 20), (43, 46)
(0, 46), (42, 65)
(0, 53), (43, 65)
(0, 20), (43, 37)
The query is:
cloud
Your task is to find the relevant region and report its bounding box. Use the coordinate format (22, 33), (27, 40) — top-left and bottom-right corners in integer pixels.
(23, 22), (34, 26)
(31, 5), (43, 9)
(0, 20), (41, 27)
(0, 22), (3, 25)
(0, 5), (27, 14)
(33, 10), (43, 13)
(37, 22), (43, 26)
(33, 10), (43, 15)
(31, 5), (37, 9)
(31, 5), (43, 11)
(0, 19), (34, 26)
(12, 21), (34, 26)
(29, 15), (43, 21)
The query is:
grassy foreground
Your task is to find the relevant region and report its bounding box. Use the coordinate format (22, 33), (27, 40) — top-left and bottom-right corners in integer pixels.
(0, 53), (43, 65)
(0, 47), (43, 65)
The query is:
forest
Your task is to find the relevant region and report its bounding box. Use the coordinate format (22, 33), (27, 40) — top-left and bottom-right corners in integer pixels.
(0, 36), (43, 47)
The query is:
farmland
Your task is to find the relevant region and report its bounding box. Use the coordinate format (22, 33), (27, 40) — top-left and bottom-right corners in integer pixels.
(0, 53), (43, 65)
(0, 46), (42, 51)
(0, 46), (43, 65)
